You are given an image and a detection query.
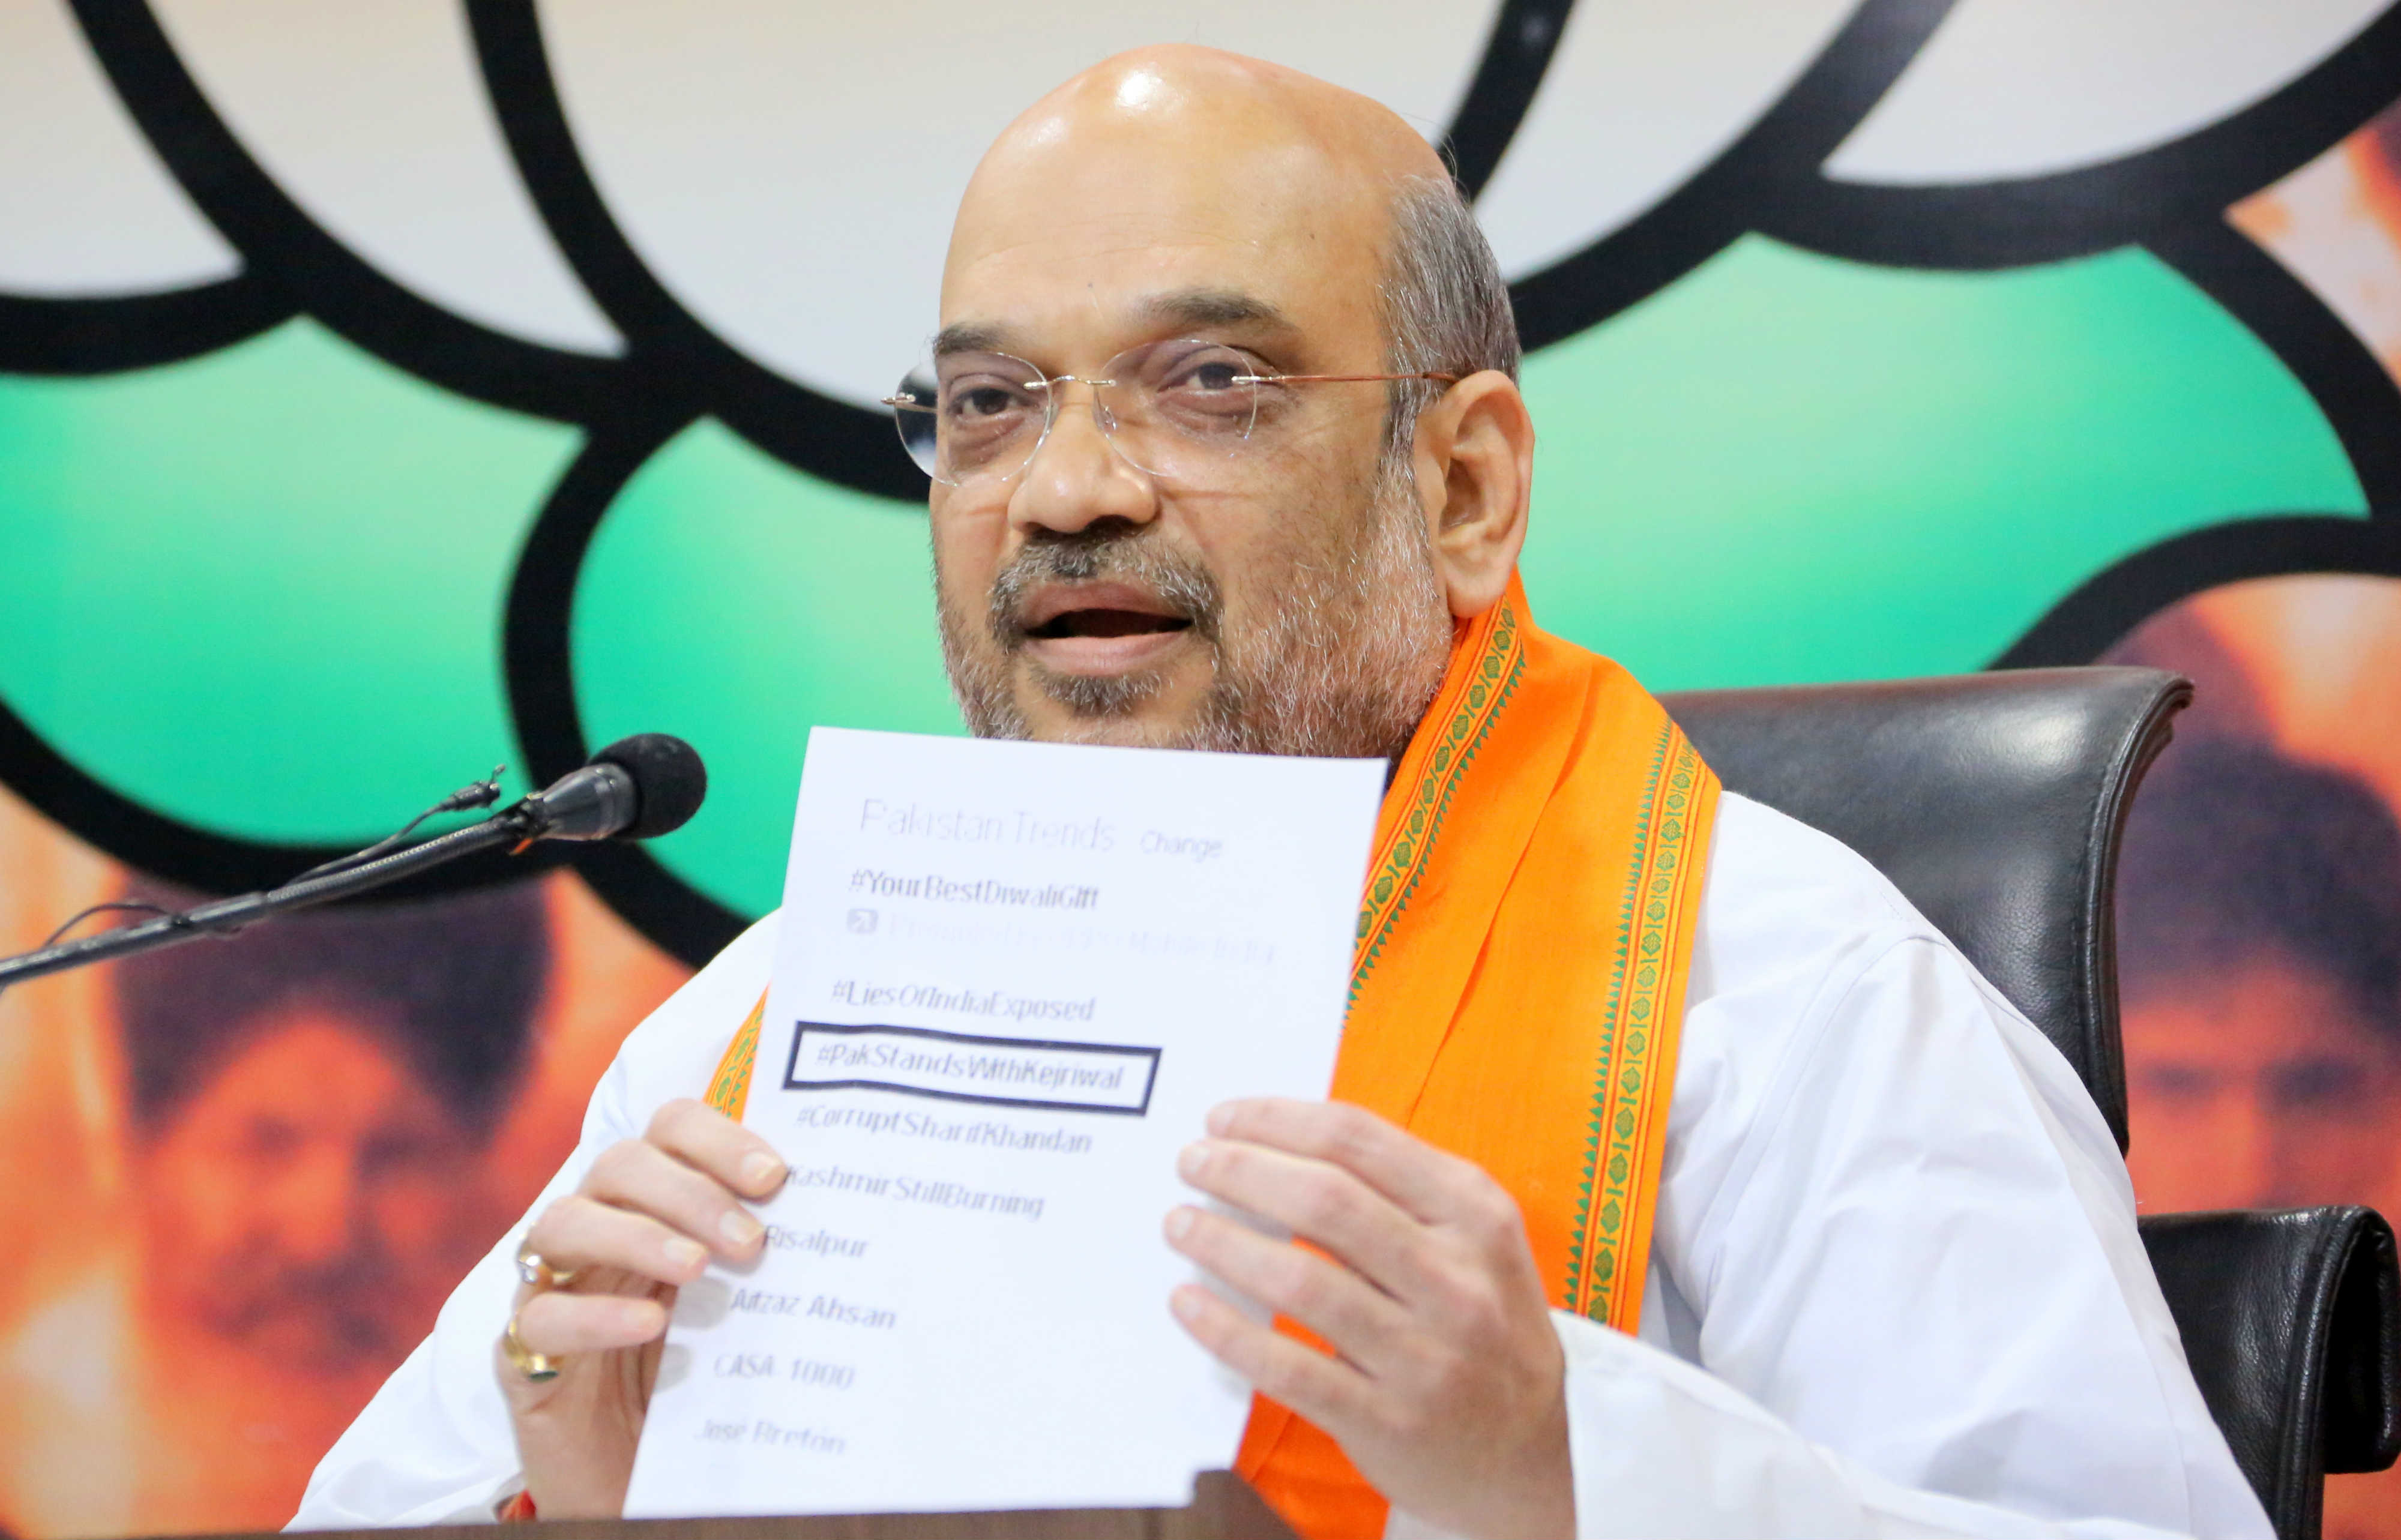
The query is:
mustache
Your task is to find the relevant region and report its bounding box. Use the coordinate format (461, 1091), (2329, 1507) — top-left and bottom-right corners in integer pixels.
(986, 528), (1223, 647)
(197, 1251), (411, 1355)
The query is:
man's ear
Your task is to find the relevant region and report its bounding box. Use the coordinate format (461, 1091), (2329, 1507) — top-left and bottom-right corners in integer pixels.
(1411, 370), (1532, 619)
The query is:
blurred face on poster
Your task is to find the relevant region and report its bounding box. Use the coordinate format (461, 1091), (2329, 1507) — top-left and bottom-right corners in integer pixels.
(113, 886), (548, 1392)
(132, 1003), (486, 1375)
(2124, 954), (2401, 1212)
(2113, 735), (2401, 1214)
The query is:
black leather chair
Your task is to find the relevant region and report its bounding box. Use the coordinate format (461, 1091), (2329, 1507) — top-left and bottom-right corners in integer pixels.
(1661, 667), (2401, 1540)
(2143, 1208), (2400, 1540)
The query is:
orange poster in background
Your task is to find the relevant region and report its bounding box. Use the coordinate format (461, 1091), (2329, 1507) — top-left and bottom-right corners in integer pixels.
(0, 787), (690, 1538)
(2107, 572), (2401, 1540)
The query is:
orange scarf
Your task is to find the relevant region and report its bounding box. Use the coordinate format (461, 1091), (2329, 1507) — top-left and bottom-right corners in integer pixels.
(705, 576), (1718, 1540)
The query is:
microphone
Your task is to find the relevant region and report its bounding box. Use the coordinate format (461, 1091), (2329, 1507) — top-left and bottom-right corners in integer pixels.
(0, 734), (708, 991)
(520, 733), (708, 842)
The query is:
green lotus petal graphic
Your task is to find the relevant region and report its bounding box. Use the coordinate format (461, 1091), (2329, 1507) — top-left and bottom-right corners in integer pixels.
(0, 320), (582, 843)
(3, 232), (2358, 927)
(573, 419), (958, 916)
(1521, 235), (2366, 689)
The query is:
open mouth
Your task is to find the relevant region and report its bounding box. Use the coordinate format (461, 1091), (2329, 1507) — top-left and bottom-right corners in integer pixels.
(1024, 608), (1193, 641)
(1013, 581), (1198, 650)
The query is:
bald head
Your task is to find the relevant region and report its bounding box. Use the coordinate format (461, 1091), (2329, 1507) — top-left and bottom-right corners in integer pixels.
(963, 45), (1445, 240)
(944, 46), (1448, 376)
(1024, 43), (1445, 172)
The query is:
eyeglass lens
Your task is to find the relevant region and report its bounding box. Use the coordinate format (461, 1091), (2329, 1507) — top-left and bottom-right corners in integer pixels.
(889, 338), (1267, 486)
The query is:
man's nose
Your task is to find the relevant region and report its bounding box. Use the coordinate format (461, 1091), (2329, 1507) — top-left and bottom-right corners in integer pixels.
(1008, 383), (1157, 536)
(2220, 1093), (2279, 1208)
(267, 1143), (365, 1265)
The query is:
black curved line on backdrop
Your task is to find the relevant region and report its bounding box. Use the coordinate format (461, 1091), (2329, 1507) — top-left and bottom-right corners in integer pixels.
(1442, 0), (1577, 198)
(502, 417), (750, 967)
(1510, 0), (1959, 350)
(1764, 3), (2401, 270)
(566, 820), (750, 967)
(503, 422), (690, 793)
(0, 275), (294, 374)
(1997, 514), (2401, 667)
(66, 0), (623, 423)
(2148, 219), (2401, 520)
(0, 696), (571, 901)
(466, 0), (925, 504)
(0, 4), (606, 906)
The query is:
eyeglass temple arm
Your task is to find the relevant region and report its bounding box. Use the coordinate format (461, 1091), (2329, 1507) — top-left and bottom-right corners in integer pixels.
(881, 370), (1459, 407)
(1231, 371), (1461, 385)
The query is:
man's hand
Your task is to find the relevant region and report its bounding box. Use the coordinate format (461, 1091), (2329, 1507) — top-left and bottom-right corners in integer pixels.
(495, 1098), (786, 1517)
(1165, 1099), (1572, 1540)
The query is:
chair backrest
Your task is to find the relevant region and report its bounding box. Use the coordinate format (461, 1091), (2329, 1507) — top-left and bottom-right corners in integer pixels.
(1660, 666), (2400, 1532)
(1660, 666), (2191, 1150)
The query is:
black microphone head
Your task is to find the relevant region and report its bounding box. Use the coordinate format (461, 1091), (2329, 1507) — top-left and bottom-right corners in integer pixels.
(591, 734), (707, 840)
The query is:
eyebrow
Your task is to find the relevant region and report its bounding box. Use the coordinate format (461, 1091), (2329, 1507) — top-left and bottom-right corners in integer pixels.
(932, 321), (1017, 358)
(930, 289), (1297, 360)
(1136, 288), (1294, 335)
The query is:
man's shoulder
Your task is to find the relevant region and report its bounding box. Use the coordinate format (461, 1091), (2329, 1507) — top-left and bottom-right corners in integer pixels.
(1663, 791), (2112, 1259)
(1674, 790), (2107, 1170)
(1678, 790), (2041, 1096)
(1698, 790), (1941, 975)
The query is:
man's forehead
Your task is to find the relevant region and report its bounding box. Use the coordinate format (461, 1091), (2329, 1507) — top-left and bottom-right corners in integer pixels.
(939, 46), (1438, 349)
(933, 289), (1297, 361)
(942, 145), (1384, 319)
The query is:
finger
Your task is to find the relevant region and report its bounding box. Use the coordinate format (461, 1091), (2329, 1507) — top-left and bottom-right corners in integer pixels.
(580, 1138), (768, 1261)
(513, 1287), (669, 1356)
(1170, 1281), (1374, 1438)
(525, 1193), (712, 1289)
(1176, 1139), (1432, 1301)
(646, 1097), (787, 1197)
(1207, 1099), (1480, 1223)
(1165, 1206), (1408, 1374)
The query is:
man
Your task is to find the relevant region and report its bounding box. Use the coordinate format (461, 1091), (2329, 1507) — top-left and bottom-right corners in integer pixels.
(1, 882), (546, 1538)
(295, 47), (2267, 1540)
(2116, 736), (2401, 1214)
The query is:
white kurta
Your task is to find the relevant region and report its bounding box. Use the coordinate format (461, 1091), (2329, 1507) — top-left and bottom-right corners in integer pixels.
(291, 793), (2273, 1540)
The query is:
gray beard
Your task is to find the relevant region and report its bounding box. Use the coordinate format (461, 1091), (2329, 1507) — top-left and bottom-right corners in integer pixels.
(938, 468), (1453, 763)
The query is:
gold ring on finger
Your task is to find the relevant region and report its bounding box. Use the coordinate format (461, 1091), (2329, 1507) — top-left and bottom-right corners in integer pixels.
(515, 1241), (579, 1291)
(502, 1312), (561, 1382)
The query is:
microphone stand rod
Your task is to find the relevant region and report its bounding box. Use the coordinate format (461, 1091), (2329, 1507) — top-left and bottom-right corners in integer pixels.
(0, 808), (537, 990)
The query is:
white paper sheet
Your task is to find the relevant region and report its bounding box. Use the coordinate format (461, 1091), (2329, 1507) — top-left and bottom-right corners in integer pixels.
(624, 727), (1385, 1518)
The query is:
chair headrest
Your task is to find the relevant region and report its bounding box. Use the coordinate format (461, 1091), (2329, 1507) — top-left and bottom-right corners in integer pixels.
(1663, 666), (2191, 1150)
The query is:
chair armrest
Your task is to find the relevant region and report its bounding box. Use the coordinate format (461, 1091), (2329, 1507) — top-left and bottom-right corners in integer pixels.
(2139, 1207), (2401, 1540)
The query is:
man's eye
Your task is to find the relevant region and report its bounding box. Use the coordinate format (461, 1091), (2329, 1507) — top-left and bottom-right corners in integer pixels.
(950, 385), (1023, 420)
(2271, 1058), (2375, 1111)
(2136, 1063), (2219, 1104)
(1152, 347), (1253, 394)
(1155, 359), (1258, 417)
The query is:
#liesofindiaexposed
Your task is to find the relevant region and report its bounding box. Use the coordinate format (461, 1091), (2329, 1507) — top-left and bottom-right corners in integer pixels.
(623, 727), (1385, 1517)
